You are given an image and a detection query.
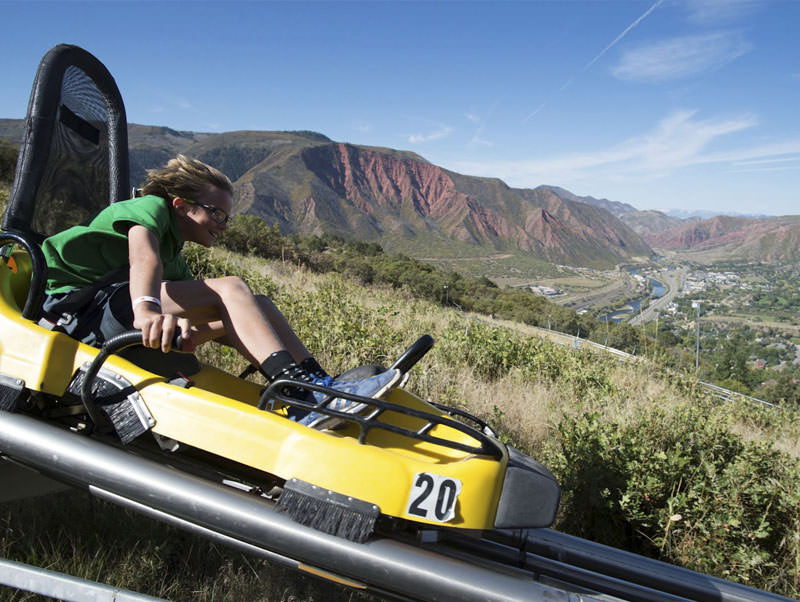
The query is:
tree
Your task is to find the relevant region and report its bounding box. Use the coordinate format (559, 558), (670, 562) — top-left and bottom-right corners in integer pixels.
(0, 139), (18, 183)
(757, 370), (800, 408)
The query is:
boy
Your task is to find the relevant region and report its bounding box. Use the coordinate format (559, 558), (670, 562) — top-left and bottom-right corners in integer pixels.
(41, 155), (399, 427)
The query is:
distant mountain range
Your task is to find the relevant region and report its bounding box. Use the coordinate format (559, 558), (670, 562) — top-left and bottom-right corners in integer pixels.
(664, 209), (770, 220)
(646, 214), (800, 262)
(1, 118), (797, 266)
(571, 191), (800, 263)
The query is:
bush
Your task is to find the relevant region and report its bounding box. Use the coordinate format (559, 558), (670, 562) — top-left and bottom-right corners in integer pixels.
(219, 215), (284, 258)
(437, 319), (614, 397)
(277, 279), (406, 370)
(0, 139), (18, 183)
(543, 405), (800, 596)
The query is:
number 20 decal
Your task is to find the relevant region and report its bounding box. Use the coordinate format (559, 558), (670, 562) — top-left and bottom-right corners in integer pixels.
(406, 473), (462, 523)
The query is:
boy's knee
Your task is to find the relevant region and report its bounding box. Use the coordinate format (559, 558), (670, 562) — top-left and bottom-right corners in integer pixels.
(216, 275), (253, 299)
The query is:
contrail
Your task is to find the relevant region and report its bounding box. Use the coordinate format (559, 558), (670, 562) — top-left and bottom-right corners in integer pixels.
(525, 0), (663, 122)
(583, 0), (664, 72)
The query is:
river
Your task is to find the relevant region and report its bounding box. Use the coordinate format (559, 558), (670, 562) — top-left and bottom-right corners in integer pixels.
(600, 276), (667, 323)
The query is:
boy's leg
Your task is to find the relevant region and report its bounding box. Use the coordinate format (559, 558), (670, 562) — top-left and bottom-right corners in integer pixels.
(160, 276), (400, 428)
(255, 295), (314, 365)
(160, 276), (286, 366)
(160, 277), (323, 375)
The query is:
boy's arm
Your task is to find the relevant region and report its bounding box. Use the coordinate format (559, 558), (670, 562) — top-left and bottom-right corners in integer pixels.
(128, 225), (188, 352)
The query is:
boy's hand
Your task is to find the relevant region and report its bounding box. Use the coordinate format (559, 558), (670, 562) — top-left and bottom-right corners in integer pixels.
(133, 305), (193, 353)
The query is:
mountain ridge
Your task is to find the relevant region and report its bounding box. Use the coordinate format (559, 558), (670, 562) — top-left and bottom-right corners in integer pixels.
(6, 118), (799, 266)
(124, 125), (657, 267)
(9, 118), (761, 268)
(645, 214), (800, 262)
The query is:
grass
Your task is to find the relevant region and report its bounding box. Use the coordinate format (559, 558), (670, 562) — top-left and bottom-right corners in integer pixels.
(705, 313), (800, 333)
(0, 491), (379, 602)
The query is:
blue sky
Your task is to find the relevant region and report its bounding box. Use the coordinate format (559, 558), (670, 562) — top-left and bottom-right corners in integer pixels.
(1, 0), (798, 215)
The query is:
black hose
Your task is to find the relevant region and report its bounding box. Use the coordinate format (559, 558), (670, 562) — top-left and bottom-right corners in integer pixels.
(80, 330), (182, 430)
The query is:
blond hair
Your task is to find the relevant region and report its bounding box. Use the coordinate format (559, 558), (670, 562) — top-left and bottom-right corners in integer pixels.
(141, 154), (233, 200)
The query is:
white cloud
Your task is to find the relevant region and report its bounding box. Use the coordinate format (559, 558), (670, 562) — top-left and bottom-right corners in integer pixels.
(407, 125), (453, 144)
(701, 142), (800, 167)
(630, 109), (758, 171)
(727, 163), (800, 174)
(354, 122), (371, 133)
(447, 109), (783, 187)
(150, 92), (194, 114)
(732, 155), (800, 167)
(686, 0), (761, 25)
(464, 108), (495, 147)
(612, 31), (752, 82)
(470, 127), (494, 148)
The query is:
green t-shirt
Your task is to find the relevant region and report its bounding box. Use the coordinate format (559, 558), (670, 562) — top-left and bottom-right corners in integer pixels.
(42, 195), (193, 294)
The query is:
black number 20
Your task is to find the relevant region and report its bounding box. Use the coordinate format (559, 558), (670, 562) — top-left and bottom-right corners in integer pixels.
(408, 473), (460, 521)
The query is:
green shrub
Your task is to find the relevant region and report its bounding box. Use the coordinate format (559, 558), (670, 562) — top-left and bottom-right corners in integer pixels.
(543, 405), (800, 596)
(0, 139), (18, 183)
(183, 244), (279, 299)
(277, 279), (406, 370)
(437, 320), (614, 397)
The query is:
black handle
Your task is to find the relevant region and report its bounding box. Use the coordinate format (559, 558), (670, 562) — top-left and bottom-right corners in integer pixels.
(390, 334), (434, 374)
(0, 230), (47, 321)
(80, 329), (183, 429)
(100, 328), (183, 355)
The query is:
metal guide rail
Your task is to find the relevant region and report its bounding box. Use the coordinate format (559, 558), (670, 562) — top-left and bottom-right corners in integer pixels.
(0, 558), (165, 602)
(0, 411), (791, 602)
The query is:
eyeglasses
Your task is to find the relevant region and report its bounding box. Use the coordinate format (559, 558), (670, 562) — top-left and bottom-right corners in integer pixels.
(182, 198), (231, 225)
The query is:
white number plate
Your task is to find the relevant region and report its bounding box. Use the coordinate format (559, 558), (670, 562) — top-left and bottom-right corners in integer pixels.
(405, 473), (462, 523)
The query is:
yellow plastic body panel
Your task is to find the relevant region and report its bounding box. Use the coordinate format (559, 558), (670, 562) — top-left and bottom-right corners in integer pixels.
(0, 254), (89, 394)
(0, 251), (507, 529)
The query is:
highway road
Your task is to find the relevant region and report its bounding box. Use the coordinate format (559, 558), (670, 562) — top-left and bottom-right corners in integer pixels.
(628, 268), (687, 326)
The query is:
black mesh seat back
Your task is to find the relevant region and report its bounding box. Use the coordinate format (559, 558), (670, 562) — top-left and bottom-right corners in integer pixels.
(1, 46), (201, 377)
(3, 44), (129, 240)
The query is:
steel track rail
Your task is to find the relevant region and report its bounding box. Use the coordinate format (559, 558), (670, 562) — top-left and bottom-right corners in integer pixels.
(0, 411), (592, 602)
(0, 411), (791, 602)
(467, 530), (791, 602)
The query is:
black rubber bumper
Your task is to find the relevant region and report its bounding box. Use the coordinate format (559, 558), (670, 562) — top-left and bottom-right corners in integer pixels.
(493, 446), (561, 529)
